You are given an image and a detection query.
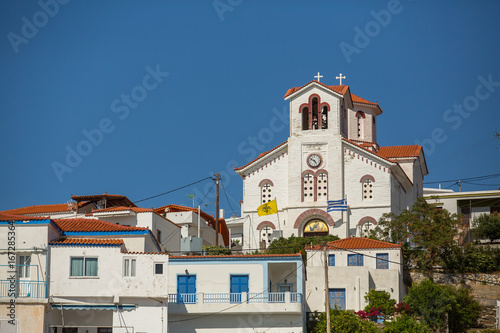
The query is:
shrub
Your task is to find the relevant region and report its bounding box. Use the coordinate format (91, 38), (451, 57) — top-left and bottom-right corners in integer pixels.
(364, 289), (397, 317)
(383, 315), (430, 333)
(311, 309), (378, 333)
(441, 245), (497, 273)
(202, 245), (232, 255)
(473, 213), (500, 243)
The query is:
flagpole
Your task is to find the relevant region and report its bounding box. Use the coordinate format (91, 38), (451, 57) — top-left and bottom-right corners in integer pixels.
(275, 197), (281, 231)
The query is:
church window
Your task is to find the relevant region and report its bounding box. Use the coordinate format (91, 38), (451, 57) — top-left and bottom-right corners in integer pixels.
(356, 111), (365, 139)
(260, 225), (273, 248)
(312, 98), (319, 129)
(321, 106), (328, 129)
(302, 107), (309, 130)
(362, 179), (373, 200)
(317, 172), (328, 198)
(261, 182), (273, 203)
(303, 172), (314, 201)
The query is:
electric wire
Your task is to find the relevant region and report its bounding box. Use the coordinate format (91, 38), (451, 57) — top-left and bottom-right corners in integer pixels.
(424, 173), (500, 185)
(220, 177), (239, 217)
(133, 176), (215, 204)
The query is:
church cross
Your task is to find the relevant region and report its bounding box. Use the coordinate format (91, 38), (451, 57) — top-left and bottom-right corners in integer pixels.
(262, 226), (271, 234)
(318, 173), (327, 182)
(314, 72), (323, 82)
(336, 73), (346, 85)
(304, 173), (314, 181)
(263, 184), (271, 191)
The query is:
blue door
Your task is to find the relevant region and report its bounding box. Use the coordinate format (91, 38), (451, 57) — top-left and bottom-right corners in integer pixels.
(230, 275), (249, 303)
(177, 275), (196, 303)
(329, 288), (346, 310)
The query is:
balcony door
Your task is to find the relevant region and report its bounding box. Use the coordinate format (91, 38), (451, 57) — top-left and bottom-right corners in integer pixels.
(230, 275), (249, 303)
(177, 275), (196, 304)
(17, 255), (31, 297)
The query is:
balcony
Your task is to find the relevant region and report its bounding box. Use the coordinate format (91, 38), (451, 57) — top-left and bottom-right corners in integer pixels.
(0, 280), (47, 299)
(167, 292), (303, 314)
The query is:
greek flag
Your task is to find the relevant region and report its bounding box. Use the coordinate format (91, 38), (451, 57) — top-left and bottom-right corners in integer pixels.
(327, 199), (347, 212)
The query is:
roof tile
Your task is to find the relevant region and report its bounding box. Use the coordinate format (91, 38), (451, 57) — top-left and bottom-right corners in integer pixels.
(378, 145), (422, 159)
(50, 238), (124, 247)
(52, 218), (148, 233)
(1, 202), (89, 215)
(0, 212), (50, 222)
(307, 237), (401, 250)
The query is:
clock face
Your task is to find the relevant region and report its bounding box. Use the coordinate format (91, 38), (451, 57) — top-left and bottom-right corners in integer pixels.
(307, 154), (322, 168)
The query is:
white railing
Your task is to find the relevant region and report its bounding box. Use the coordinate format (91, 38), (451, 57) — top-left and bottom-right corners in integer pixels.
(168, 292), (303, 304)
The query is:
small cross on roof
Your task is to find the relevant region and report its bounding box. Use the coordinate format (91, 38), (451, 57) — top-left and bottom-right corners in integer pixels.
(336, 73), (346, 85)
(314, 72), (323, 82)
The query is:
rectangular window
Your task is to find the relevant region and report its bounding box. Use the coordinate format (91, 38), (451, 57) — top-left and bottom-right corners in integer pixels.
(376, 253), (389, 269)
(157, 229), (162, 242)
(329, 288), (346, 310)
(98, 329), (113, 333)
(348, 254), (364, 266)
(70, 257), (98, 277)
(124, 258), (136, 277)
(18, 255), (31, 278)
(230, 275), (249, 303)
(155, 263), (163, 274)
(328, 254), (335, 266)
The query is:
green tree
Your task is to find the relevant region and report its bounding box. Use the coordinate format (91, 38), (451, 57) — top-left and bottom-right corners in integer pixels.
(267, 234), (339, 258)
(383, 315), (430, 333)
(202, 245), (232, 255)
(311, 308), (378, 333)
(441, 244), (496, 273)
(364, 289), (397, 317)
(370, 197), (462, 275)
(404, 279), (481, 332)
(473, 213), (500, 243)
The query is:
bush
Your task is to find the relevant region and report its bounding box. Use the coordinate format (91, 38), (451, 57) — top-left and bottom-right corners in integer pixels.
(441, 245), (497, 273)
(202, 245), (232, 255)
(383, 315), (430, 333)
(473, 213), (500, 243)
(363, 289), (397, 317)
(404, 279), (481, 332)
(311, 309), (378, 333)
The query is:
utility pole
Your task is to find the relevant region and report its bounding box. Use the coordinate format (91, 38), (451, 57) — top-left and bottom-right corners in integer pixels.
(458, 179), (461, 192)
(324, 244), (330, 332)
(215, 173), (220, 246)
(495, 132), (500, 169)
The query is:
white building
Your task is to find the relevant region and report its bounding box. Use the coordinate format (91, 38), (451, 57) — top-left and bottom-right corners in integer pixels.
(424, 188), (500, 243)
(167, 254), (305, 332)
(235, 79), (428, 250)
(0, 213), (169, 333)
(305, 237), (403, 313)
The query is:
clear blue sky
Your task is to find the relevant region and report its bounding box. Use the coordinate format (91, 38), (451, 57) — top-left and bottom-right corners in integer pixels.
(1, 1), (499, 215)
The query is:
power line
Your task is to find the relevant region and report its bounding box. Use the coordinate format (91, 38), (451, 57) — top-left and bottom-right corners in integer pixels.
(133, 176), (215, 204)
(220, 177), (238, 217)
(424, 173), (500, 185)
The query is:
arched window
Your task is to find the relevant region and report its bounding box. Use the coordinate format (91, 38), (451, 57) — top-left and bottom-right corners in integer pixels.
(261, 182), (273, 204)
(259, 224), (274, 248)
(362, 178), (373, 201)
(302, 107), (309, 130)
(303, 172), (314, 202)
(317, 172), (328, 199)
(356, 111), (365, 139)
(312, 98), (319, 129)
(321, 106), (328, 129)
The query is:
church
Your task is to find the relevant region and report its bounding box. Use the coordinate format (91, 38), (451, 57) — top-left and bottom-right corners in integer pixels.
(234, 74), (428, 250)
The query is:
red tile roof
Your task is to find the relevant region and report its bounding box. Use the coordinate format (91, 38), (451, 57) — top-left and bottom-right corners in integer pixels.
(71, 193), (136, 208)
(124, 251), (169, 255)
(52, 218), (148, 233)
(169, 253), (302, 259)
(307, 237), (401, 250)
(154, 204), (214, 224)
(0, 212), (49, 222)
(90, 206), (153, 214)
(234, 140), (288, 171)
(1, 202), (90, 215)
(377, 145), (422, 159)
(284, 81), (349, 98)
(50, 238), (124, 247)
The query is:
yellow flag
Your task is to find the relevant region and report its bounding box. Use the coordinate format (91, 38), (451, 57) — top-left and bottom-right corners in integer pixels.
(257, 199), (278, 216)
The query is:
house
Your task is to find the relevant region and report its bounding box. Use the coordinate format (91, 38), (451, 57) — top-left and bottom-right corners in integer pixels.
(167, 254), (305, 332)
(234, 78), (428, 250)
(0, 213), (169, 333)
(424, 188), (500, 243)
(305, 237), (403, 313)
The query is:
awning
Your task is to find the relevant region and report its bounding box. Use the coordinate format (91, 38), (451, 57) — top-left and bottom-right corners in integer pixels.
(51, 304), (136, 311)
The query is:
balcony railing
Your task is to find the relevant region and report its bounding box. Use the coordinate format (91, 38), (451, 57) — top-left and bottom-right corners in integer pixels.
(0, 280), (47, 299)
(168, 292), (302, 304)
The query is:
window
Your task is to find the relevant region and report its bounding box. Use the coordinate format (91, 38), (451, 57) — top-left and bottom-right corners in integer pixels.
(18, 255), (31, 278)
(329, 289), (346, 310)
(348, 254), (364, 266)
(321, 106), (328, 129)
(177, 275), (196, 304)
(317, 172), (328, 198)
(98, 329), (113, 333)
(362, 178), (373, 201)
(302, 107), (309, 130)
(311, 98), (319, 129)
(155, 263), (164, 274)
(303, 172), (314, 201)
(261, 182), (273, 203)
(157, 229), (162, 243)
(328, 254), (335, 266)
(376, 253), (389, 269)
(70, 257), (98, 277)
(230, 275), (249, 303)
(356, 111), (365, 138)
(124, 258), (136, 277)
(260, 225), (273, 247)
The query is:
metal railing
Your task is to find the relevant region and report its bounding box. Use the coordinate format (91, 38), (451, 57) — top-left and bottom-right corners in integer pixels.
(0, 280), (47, 298)
(168, 292), (302, 304)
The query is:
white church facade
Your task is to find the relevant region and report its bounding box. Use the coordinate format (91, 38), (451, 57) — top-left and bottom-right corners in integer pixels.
(235, 77), (428, 250)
